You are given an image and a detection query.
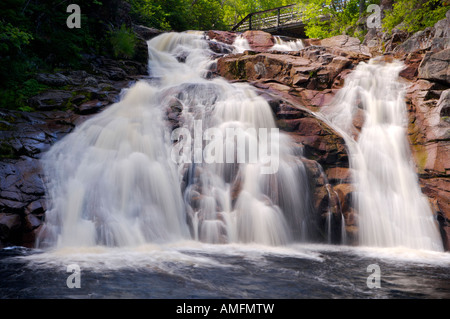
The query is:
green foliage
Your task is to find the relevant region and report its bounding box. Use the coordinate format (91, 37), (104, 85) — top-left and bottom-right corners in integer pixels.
(383, 0), (448, 34)
(126, 0), (226, 31)
(0, 79), (46, 110)
(0, 22), (33, 52)
(222, 0), (292, 27)
(109, 24), (137, 59)
(296, 0), (379, 39)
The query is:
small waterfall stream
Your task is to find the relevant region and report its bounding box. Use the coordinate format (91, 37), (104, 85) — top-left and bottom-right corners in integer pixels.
(320, 59), (444, 252)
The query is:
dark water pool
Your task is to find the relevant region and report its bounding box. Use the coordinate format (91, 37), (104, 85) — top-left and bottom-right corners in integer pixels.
(0, 243), (449, 299)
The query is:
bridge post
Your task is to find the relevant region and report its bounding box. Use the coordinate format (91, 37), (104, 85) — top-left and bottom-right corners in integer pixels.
(277, 8), (280, 29)
(249, 14), (252, 30)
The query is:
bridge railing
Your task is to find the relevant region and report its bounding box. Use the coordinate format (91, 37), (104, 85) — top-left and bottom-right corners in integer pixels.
(231, 4), (303, 32)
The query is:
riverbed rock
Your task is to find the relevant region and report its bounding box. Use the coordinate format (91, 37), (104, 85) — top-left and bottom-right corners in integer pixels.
(242, 30), (275, 52)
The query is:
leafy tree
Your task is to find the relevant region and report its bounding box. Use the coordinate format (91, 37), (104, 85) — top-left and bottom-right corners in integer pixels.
(383, 0), (448, 34)
(295, 0), (380, 39)
(127, 0), (226, 31)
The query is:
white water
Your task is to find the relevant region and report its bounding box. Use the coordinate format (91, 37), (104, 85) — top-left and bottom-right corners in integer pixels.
(37, 32), (315, 249)
(232, 35), (304, 53)
(271, 36), (304, 52)
(232, 35), (252, 53)
(320, 59), (444, 252)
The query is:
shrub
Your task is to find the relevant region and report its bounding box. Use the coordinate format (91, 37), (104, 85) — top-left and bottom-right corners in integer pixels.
(109, 24), (137, 59)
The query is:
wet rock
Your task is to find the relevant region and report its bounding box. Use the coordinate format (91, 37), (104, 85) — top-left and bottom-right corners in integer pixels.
(420, 178), (450, 250)
(75, 99), (110, 115)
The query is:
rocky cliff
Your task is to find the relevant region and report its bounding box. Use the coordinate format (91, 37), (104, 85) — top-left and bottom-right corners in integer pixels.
(0, 12), (449, 250)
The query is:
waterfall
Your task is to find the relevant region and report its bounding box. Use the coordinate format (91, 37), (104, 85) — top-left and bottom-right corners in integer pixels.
(320, 59), (444, 252)
(232, 35), (252, 53)
(37, 32), (315, 248)
(271, 36), (304, 52)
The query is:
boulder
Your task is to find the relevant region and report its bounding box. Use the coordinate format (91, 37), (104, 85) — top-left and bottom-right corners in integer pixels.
(393, 27), (435, 56)
(133, 24), (163, 41)
(28, 90), (73, 110)
(36, 73), (73, 87)
(320, 35), (371, 57)
(75, 99), (110, 115)
(207, 30), (237, 45)
(242, 30), (275, 52)
(430, 9), (450, 52)
(438, 89), (450, 120)
(418, 48), (450, 85)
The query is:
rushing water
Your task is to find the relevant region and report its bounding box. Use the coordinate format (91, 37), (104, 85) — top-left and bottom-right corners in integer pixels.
(1, 32), (448, 299)
(37, 32), (316, 249)
(319, 60), (444, 252)
(271, 36), (304, 51)
(1, 244), (449, 298)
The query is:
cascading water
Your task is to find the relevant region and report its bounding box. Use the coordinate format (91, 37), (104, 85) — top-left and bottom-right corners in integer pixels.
(37, 32), (316, 249)
(232, 35), (252, 53)
(320, 59), (444, 252)
(271, 36), (304, 52)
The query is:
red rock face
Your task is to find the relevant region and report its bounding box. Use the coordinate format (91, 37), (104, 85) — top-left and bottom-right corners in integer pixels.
(242, 30), (275, 52)
(207, 30), (237, 45)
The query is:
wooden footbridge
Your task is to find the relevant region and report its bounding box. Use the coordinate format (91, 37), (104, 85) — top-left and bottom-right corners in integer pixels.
(231, 4), (307, 37)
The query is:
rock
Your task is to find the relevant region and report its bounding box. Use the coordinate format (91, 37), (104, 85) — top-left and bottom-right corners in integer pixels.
(399, 52), (425, 80)
(420, 178), (450, 250)
(430, 10), (450, 52)
(0, 213), (21, 242)
(28, 90), (73, 110)
(418, 48), (450, 85)
(242, 30), (275, 52)
(207, 30), (237, 45)
(133, 25), (163, 41)
(133, 34), (150, 68)
(393, 28), (435, 56)
(320, 35), (371, 57)
(438, 89), (450, 119)
(36, 73), (73, 87)
(75, 99), (110, 115)
(84, 76), (98, 87)
(217, 49), (356, 92)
